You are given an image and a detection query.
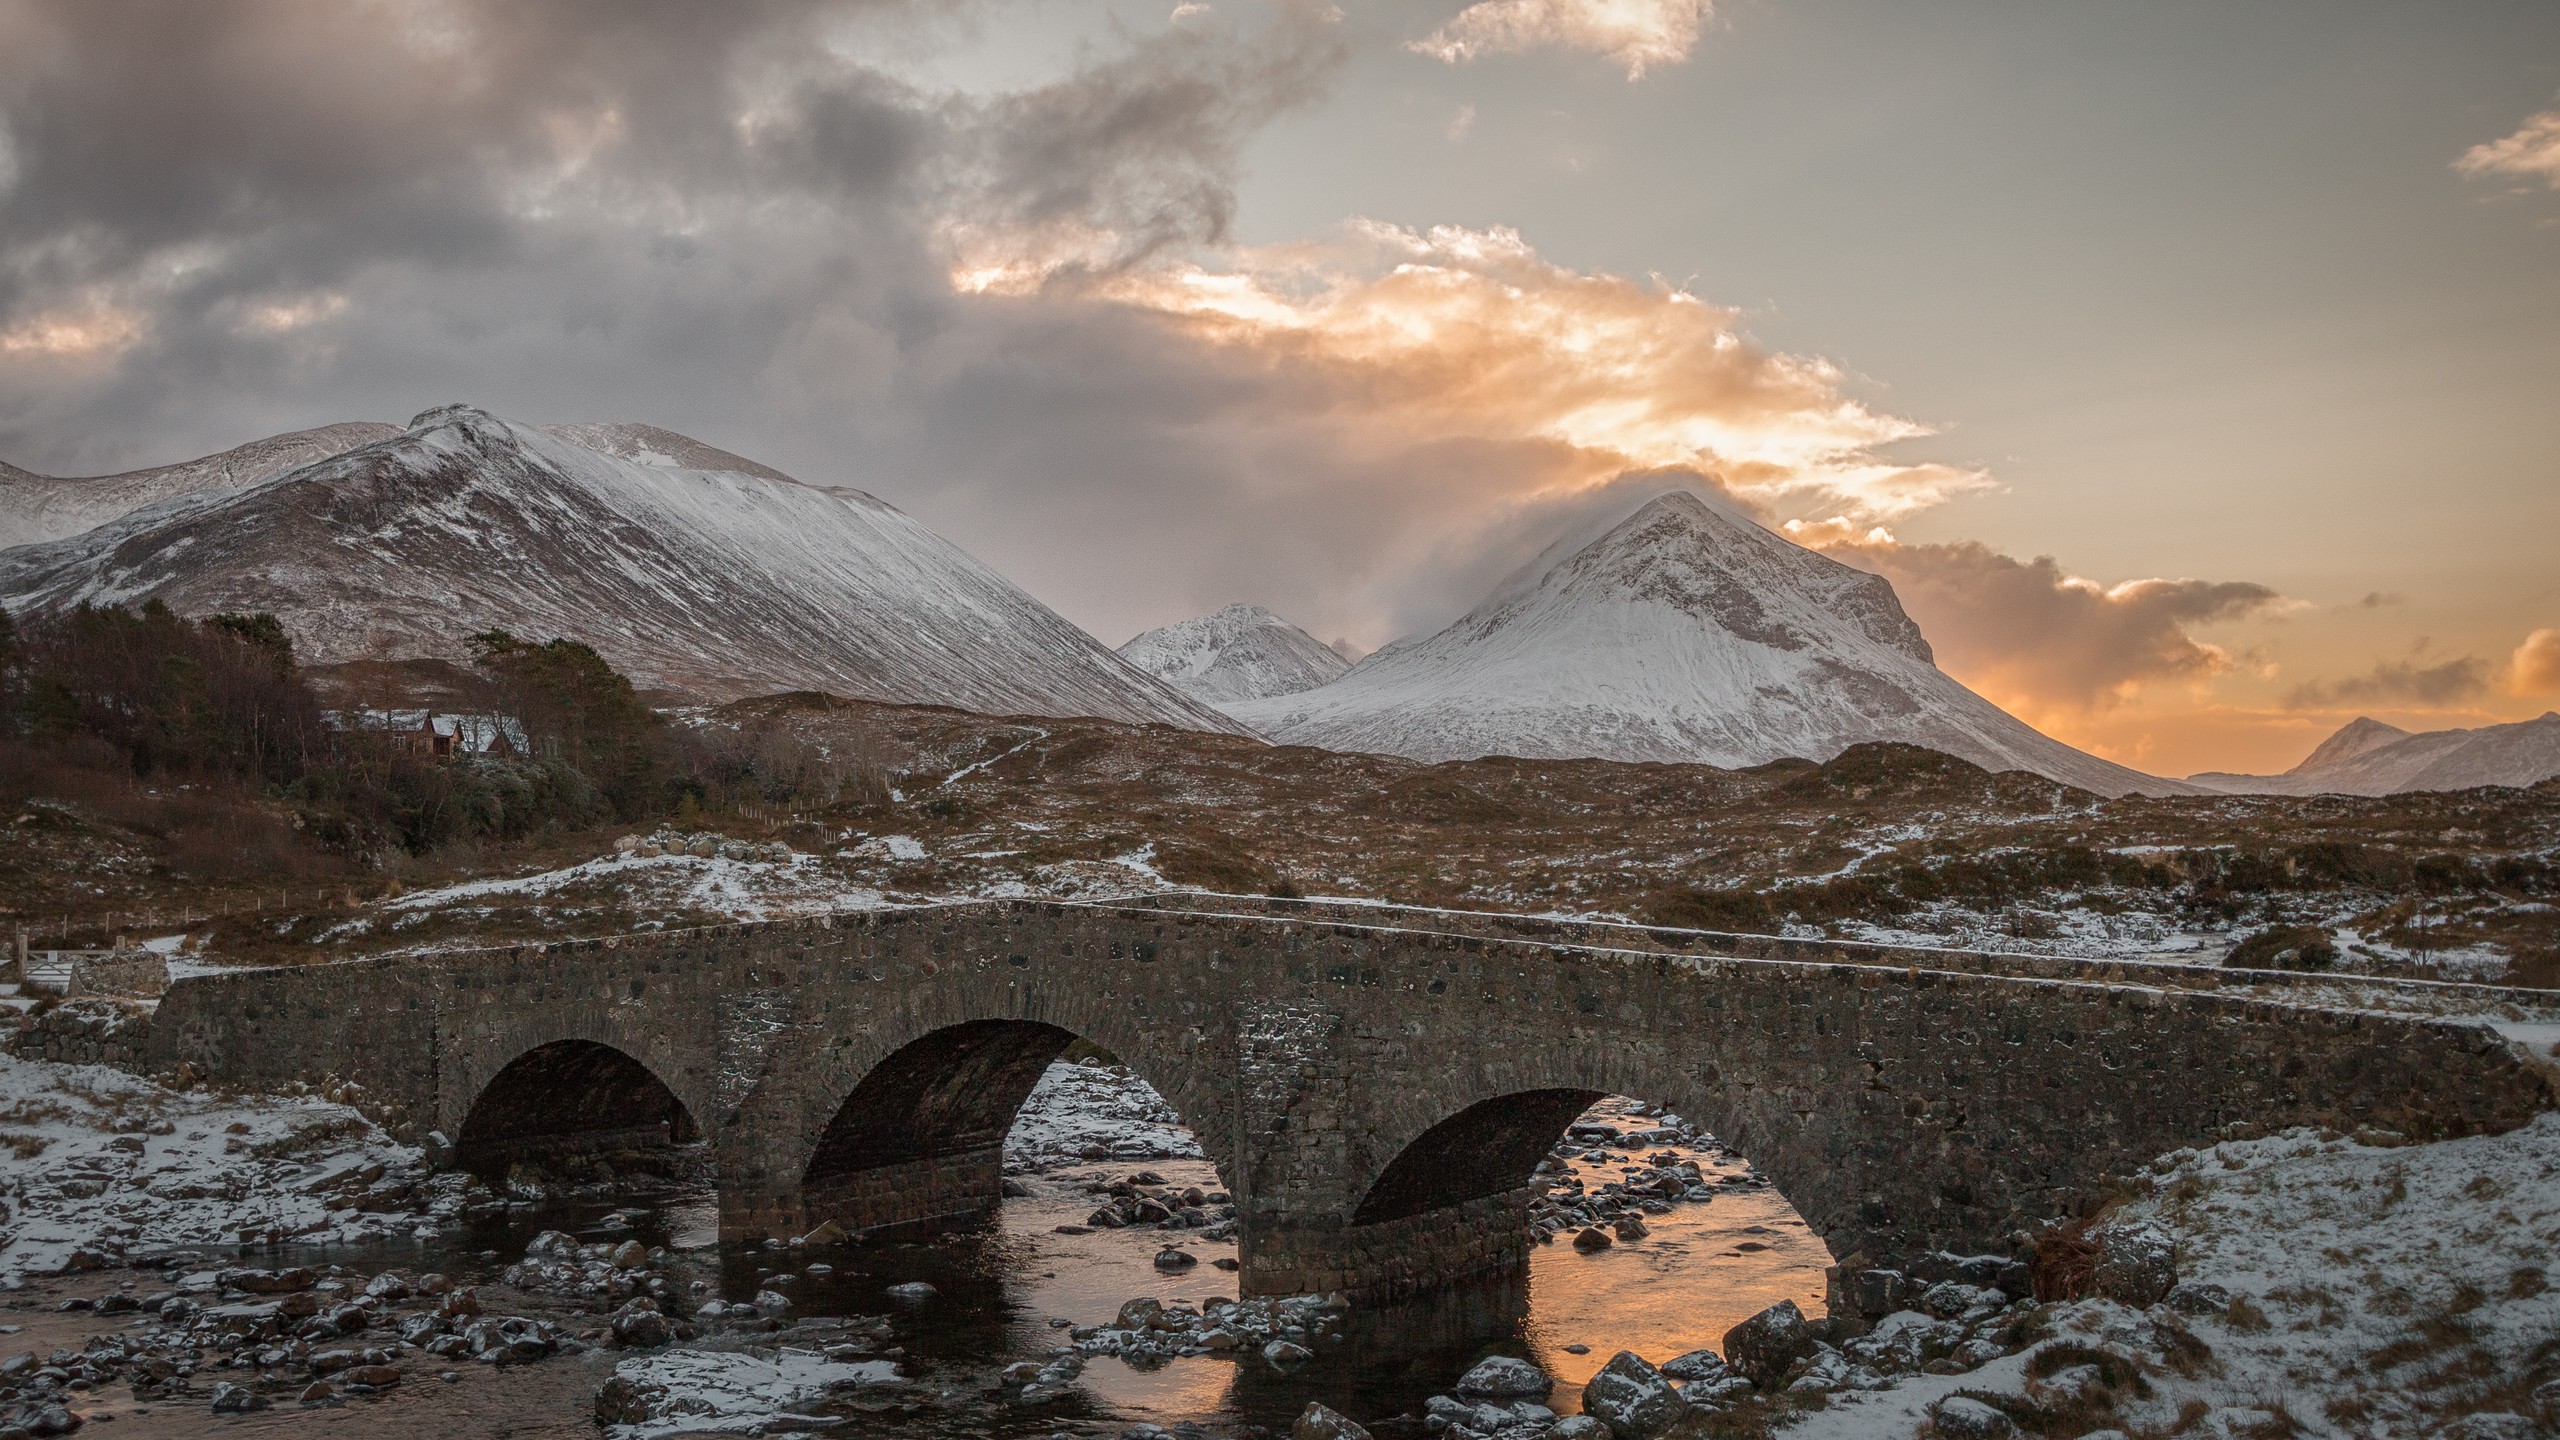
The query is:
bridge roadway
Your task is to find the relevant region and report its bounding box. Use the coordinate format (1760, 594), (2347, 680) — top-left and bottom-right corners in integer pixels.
(143, 894), (2551, 1312)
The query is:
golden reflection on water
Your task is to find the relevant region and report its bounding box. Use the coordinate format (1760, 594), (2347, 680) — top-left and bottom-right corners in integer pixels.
(990, 1101), (1831, 1424)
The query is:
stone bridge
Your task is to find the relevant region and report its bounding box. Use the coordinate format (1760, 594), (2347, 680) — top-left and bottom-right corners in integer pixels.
(143, 895), (2551, 1311)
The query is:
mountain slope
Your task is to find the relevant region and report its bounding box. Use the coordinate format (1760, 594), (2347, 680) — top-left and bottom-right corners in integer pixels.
(0, 422), (400, 550)
(1118, 603), (1351, 705)
(1228, 492), (2194, 797)
(2191, 712), (2560, 796)
(0, 405), (1246, 731)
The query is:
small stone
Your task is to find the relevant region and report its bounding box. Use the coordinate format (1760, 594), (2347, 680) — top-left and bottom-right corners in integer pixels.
(883, 1282), (934, 1304)
(1573, 1227), (1613, 1251)
(610, 1240), (648, 1269)
(1455, 1355), (1553, 1398)
(1292, 1401), (1372, 1440)
(754, 1288), (794, 1315)
(1212, 1257), (1241, 1271)
(1154, 1248), (1198, 1270)
(1612, 1214), (1648, 1242)
(1549, 1417), (1610, 1440)
(210, 1382), (269, 1413)
(611, 1309), (671, 1348)
(298, 1380), (334, 1402)
(1721, 1300), (1816, 1389)
(1117, 1298), (1165, 1329)
(1003, 1178), (1036, 1198)
(343, 1364), (402, 1387)
(1927, 1396), (2016, 1440)
(798, 1221), (847, 1247)
(1262, 1340), (1313, 1367)
(1579, 1351), (1683, 1440)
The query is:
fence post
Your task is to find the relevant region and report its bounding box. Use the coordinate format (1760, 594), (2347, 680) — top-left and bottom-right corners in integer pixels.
(9, 927), (23, 985)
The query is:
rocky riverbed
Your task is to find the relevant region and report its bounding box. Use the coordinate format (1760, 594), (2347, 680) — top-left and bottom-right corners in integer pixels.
(1, 1047), (2554, 1438)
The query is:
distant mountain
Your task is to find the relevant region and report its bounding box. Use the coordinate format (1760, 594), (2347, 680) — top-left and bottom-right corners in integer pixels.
(0, 404), (1246, 732)
(2191, 712), (2560, 796)
(1227, 492), (2195, 797)
(0, 422), (399, 550)
(1118, 603), (1351, 705)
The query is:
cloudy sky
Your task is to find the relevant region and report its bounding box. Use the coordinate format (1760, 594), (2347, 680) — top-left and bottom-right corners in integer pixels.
(3, 0), (2555, 776)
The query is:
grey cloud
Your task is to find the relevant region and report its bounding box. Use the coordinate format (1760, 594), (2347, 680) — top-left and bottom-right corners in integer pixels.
(2284, 652), (2494, 710)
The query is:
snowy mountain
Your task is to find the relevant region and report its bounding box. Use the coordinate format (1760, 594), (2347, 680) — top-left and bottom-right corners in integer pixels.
(0, 422), (398, 550)
(0, 404), (1246, 731)
(1118, 603), (1351, 705)
(2190, 712), (2560, 796)
(1227, 492), (2194, 797)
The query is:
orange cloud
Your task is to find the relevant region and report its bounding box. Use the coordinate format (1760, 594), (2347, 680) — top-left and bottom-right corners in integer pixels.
(954, 220), (1989, 522)
(2512, 627), (2560, 694)
(1785, 518), (2283, 722)
(1409, 0), (1712, 79)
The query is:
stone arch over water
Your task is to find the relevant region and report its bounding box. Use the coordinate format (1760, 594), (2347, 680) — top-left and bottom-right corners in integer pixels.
(454, 1037), (701, 1178)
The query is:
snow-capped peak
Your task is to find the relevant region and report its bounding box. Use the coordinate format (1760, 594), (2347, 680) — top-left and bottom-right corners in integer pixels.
(1117, 603), (1352, 706)
(1228, 490), (2193, 797)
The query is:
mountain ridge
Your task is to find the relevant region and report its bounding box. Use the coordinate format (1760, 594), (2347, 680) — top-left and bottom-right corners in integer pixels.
(2191, 712), (2560, 796)
(1230, 492), (2196, 797)
(0, 404), (1246, 733)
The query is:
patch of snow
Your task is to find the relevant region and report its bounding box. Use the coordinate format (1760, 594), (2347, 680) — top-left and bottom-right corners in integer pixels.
(602, 1345), (903, 1438)
(0, 1050), (442, 1279)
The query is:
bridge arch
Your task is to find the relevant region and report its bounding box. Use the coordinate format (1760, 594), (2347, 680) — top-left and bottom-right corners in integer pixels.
(1352, 1087), (1606, 1225)
(453, 1037), (703, 1181)
(721, 990), (1229, 1242)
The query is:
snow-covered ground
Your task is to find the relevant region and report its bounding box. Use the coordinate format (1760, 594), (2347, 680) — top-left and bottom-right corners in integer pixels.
(365, 848), (886, 933)
(0, 1050), (445, 1279)
(1005, 1058), (1203, 1171)
(1795, 1115), (2560, 1439)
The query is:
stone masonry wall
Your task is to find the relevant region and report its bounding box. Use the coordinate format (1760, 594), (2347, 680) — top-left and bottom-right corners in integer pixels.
(145, 899), (2556, 1307)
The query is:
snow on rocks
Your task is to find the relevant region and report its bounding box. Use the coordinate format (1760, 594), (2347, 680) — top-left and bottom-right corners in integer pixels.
(593, 1343), (903, 1437)
(1073, 1291), (1350, 1364)
(1793, 1116), (2560, 1439)
(1455, 1355), (1553, 1398)
(0, 1050), (454, 1278)
(1005, 1058), (1203, 1171)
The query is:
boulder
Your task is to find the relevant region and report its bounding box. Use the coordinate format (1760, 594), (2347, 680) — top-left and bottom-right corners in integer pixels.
(1579, 1351), (1683, 1440)
(1455, 1355), (1553, 1398)
(1612, 1214), (1649, 1242)
(1721, 1300), (1816, 1389)
(1117, 1298), (1165, 1330)
(1292, 1401), (1372, 1440)
(1659, 1348), (1726, 1381)
(1927, 1396), (2016, 1439)
(1573, 1227), (1614, 1251)
(2092, 1221), (2176, 1307)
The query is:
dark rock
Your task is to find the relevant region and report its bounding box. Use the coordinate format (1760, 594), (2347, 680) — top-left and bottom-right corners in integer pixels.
(1454, 1356), (1551, 1398)
(1928, 1395), (2016, 1439)
(1572, 1227), (1613, 1251)
(1292, 1401), (1372, 1440)
(1579, 1352), (1683, 1440)
(2092, 1222), (2176, 1307)
(210, 1382), (269, 1413)
(1722, 1300), (1816, 1389)
(1658, 1349), (1726, 1381)
(2164, 1281), (2230, 1316)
